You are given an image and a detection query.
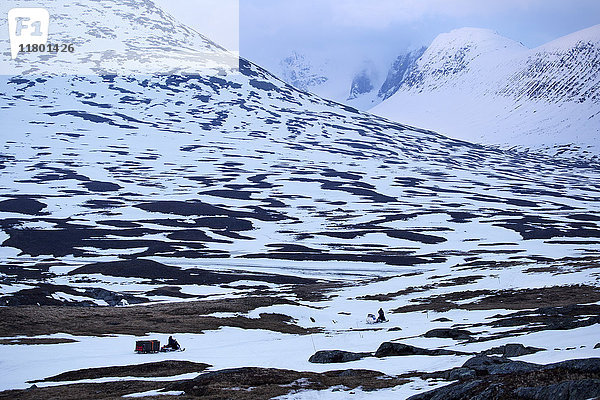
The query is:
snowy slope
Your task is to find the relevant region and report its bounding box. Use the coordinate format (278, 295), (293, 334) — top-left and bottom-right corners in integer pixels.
(1, 2), (600, 397)
(0, 0), (599, 307)
(372, 26), (600, 155)
(0, 0), (237, 75)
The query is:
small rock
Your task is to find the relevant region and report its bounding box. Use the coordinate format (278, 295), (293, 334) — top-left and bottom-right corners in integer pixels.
(407, 380), (483, 400)
(595, 343), (600, 349)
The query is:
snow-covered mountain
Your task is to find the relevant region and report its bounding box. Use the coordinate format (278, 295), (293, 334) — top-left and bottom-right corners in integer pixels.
(372, 26), (600, 155)
(1, 1), (600, 397)
(0, 0), (237, 75)
(1, 0), (598, 306)
(1, 0), (600, 328)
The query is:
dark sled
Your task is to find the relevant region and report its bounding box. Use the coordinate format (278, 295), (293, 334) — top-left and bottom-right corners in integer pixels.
(135, 340), (160, 354)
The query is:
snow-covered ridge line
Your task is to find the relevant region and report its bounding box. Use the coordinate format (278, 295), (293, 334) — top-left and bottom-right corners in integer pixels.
(0, 0), (238, 75)
(371, 25), (600, 154)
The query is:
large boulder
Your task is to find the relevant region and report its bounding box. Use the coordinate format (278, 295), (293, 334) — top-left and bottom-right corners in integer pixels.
(308, 350), (371, 364)
(375, 342), (468, 357)
(462, 355), (538, 375)
(407, 357), (600, 400)
(424, 328), (473, 341)
(482, 343), (544, 358)
(543, 358), (600, 374)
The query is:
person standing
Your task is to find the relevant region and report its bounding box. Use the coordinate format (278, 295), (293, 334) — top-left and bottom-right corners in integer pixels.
(377, 308), (386, 323)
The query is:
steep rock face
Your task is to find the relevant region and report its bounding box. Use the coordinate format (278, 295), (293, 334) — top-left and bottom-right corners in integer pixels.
(276, 50), (425, 110)
(276, 51), (387, 110)
(348, 69), (374, 100)
(378, 47), (426, 100)
(372, 26), (600, 155)
(499, 35), (600, 104)
(402, 28), (525, 91)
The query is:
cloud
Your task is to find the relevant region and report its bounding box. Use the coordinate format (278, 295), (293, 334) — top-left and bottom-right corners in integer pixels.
(329, 0), (543, 29)
(159, 0), (600, 74)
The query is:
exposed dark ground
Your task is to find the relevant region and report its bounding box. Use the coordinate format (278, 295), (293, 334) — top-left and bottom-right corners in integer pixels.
(30, 360), (210, 383)
(0, 381), (175, 400)
(1, 260), (599, 398)
(0, 296), (319, 337)
(3, 356), (600, 400)
(391, 284), (600, 313)
(0, 338), (78, 345)
(0, 364), (410, 400)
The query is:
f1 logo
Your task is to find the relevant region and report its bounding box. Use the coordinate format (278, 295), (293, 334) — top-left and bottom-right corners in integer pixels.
(8, 8), (49, 59)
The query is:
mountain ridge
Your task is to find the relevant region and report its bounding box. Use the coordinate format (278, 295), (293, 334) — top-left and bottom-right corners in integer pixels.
(0, 0), (237, 75)
(372, 24), (600, 154)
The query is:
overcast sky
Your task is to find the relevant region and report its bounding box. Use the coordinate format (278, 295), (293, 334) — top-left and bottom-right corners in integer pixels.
(156, 0), (600, 72)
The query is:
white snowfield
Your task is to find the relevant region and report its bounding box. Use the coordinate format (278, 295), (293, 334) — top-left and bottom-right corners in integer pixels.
(0, 0), (599, 399)
(372, 26), (600, 156)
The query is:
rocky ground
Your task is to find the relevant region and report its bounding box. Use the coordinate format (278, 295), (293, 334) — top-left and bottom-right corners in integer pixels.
(0, 295), (319, 337)
(2, 352), (599, 399)
(1, 270), (600, 399)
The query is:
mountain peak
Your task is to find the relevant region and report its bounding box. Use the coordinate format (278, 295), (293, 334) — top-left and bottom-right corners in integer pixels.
(427, 27), (525, 57)
(0, 0), (238, 75)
